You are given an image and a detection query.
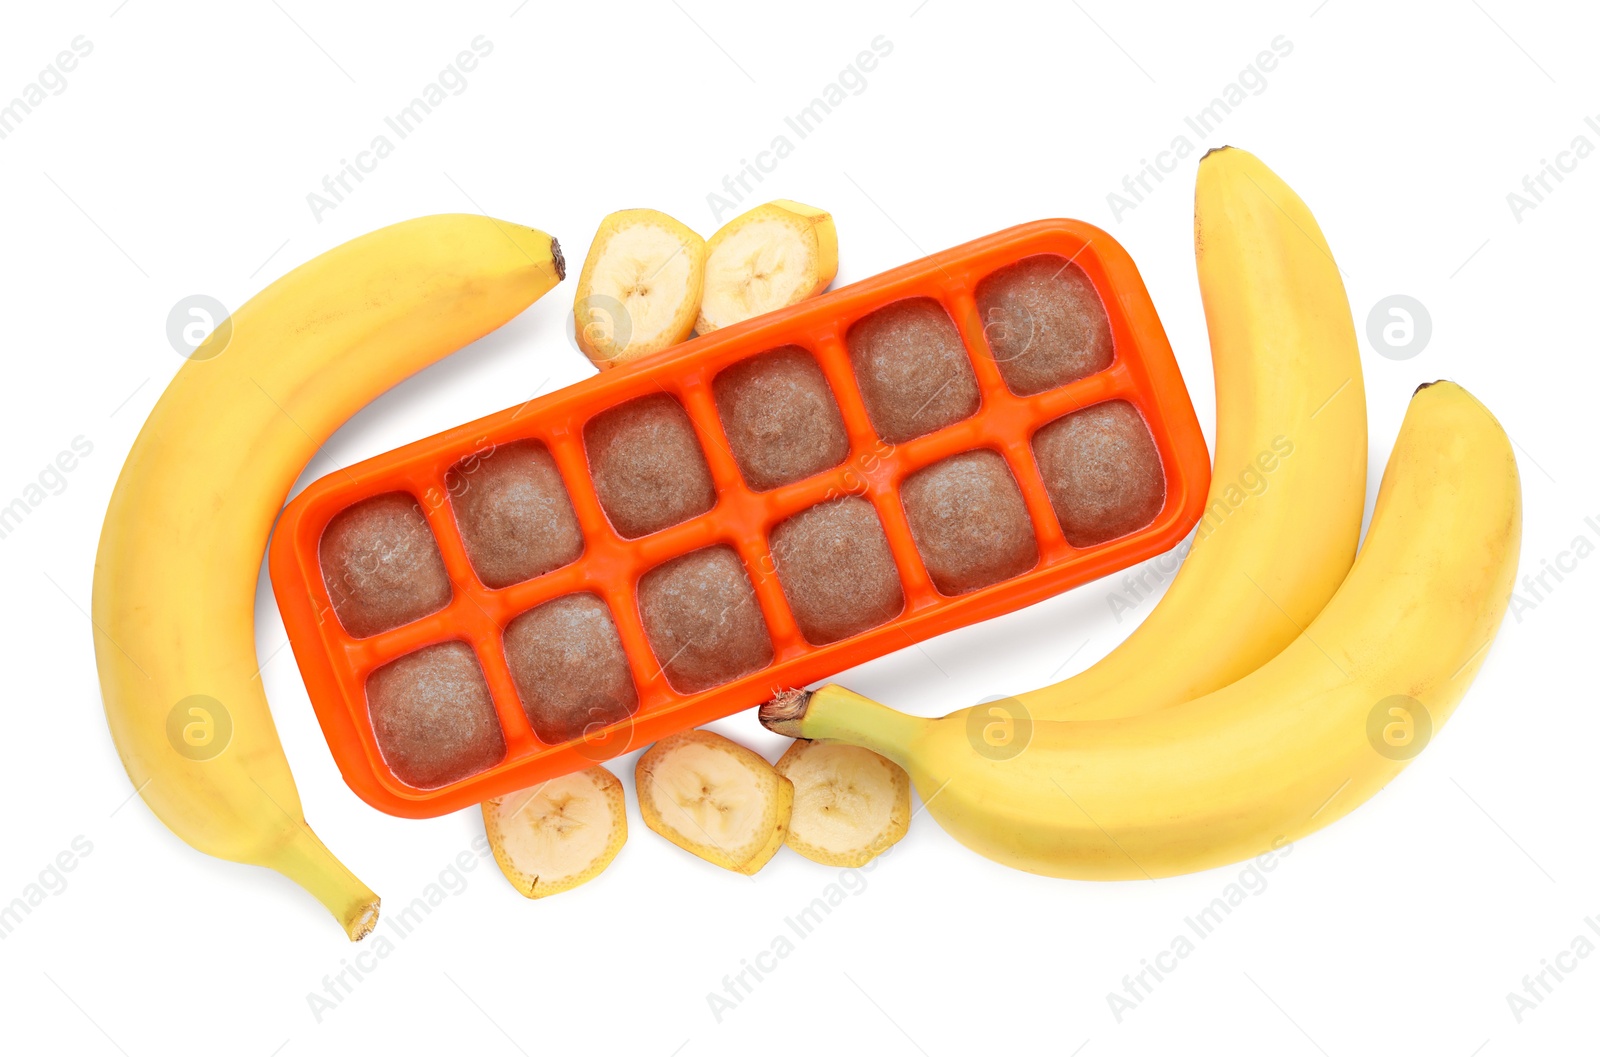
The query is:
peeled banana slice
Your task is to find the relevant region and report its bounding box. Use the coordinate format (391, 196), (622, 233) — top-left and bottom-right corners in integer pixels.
(573, 208), (706, 369)
(482, 767), (627, 899)
(636, 729), (793, 874)
(775, 739), (910, 867)
(695, 200), (837, 334)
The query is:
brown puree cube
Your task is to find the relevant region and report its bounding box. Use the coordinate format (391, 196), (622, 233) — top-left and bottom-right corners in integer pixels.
(449, 440), (583, 589)
(585, 394), (716, 538)
(1031, 400), (1166, 547)
(366, 641), (505, 788)
(638, 546), (773, 693)
(319, 492), (452, 638)
(900, 450), (1038, 595)
(770, 497), (905, 645)
(503, 593), (638, 744)
(847, 298), (980, 443)
(975, 254), (1114, 396)
(713, 346), (850, 490)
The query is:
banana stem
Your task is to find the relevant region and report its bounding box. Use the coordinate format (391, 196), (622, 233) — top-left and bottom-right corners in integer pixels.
(760, 685), (924, 766)
(263, 826), (381, 941)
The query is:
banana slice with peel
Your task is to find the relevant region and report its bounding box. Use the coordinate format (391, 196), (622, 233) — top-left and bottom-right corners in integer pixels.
(483, 767), (627, 899)
(774, 737), (909, 867)
(696, 200), (837, 334)
(574, 208), (706, 369)
(636, 730), (792, 874)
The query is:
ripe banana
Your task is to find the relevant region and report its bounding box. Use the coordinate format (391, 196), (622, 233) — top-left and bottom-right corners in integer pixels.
(764, 382), (1521, 879)
(573, 208), (705, 369)
(696, 200), (838, 334)
(1026, 146), (1363, 715)
(846, 148), (1366, 724)
(775, 740), (909, 867)
(93, 215), (564, 938)
(637, 730), (792, 874)
(483, 768), (628, 898)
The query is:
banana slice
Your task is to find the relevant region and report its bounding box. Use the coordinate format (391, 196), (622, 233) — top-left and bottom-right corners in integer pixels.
(636, 729), (793, 874)
(775, 739), (910, 867)
(695, 200), (837, 334)
(573, 208), (706, 369)
(482, 767), (627, 899)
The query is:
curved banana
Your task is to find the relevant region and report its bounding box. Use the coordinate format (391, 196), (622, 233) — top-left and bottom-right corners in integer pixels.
(764, 382), (1520, 879)
(837, 147), (1367, 723)
(93, 215), (564, 938)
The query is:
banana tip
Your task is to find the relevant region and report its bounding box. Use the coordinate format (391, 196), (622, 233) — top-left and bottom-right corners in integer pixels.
(1200, 144), (1236, 162)
(549, 236), (566, 281)
(760, 689), (811, 737)
(348, 900), (381, 942)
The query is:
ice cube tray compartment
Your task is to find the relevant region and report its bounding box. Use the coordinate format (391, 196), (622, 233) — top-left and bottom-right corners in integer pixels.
(270, 219), (1211, 817)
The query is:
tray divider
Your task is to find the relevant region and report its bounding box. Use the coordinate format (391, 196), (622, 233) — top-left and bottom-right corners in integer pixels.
(675, 376), (747, 494)
(863, 471), (942, 611)
(734, 530), (806, 659)
(544, 423), (614, 542)
(809, 326), (880, 456)
(944, 288), (1010, 398)
(470, 622), (540, 755)
(597, 577), (681, 717)
(998, 433), (1073, 561)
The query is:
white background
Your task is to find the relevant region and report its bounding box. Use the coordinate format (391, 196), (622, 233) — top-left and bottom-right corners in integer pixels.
(2, 1), (1596, 1054)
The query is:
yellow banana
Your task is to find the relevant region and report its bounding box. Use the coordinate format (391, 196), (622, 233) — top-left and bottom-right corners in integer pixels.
(93, 215), (564, 938)
(764, 382), (1520, 879)
(1021, 146), (1368, 717)
(837, 148), (1367, 723)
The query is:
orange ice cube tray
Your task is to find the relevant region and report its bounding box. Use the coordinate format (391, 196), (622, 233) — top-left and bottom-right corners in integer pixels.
(269, 219), (1211, 818)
